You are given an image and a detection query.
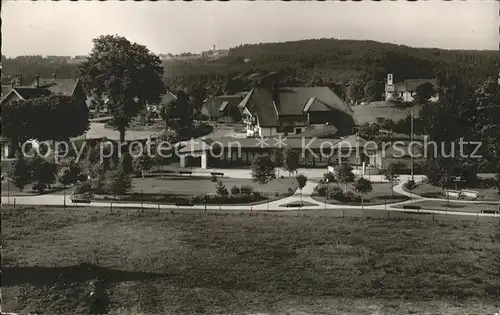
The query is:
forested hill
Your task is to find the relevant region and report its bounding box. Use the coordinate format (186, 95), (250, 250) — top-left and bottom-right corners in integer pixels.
(3, 38), (499, 100)
(227, 38), (499, 81)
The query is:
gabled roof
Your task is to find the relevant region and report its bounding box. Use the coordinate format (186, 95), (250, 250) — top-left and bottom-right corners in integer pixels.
(11, 87), (52, 100)
(238, 88), (279, 127)
(30, 78), (80, 96)
(202, 94), (244, 118)
(238, 86), (353, 128)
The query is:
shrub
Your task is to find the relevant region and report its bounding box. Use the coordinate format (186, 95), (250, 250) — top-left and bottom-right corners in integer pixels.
(74, 181), (92, 194)
(344, 191), (361, 202)
(32, 182), (47, 193)
(230, 185), (241, 195)
(323, 172), (336, 183)
(317, 186), (327, 197)
(215, 180), (229, 196)
(404, 179), (419, 190)
(240, 185), (253, 195)
(329, 187), (343, 200)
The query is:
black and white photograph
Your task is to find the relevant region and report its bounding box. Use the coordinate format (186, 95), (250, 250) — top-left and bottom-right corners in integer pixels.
(1, 0), (499, 314)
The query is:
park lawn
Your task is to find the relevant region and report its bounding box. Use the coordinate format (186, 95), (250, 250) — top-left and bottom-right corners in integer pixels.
(410, 183), (499, 201)
(2, 207), (499, 314)
(129, 176), (298, 197)
(405, 200), (500, 213)
(312, 182), (409, 206)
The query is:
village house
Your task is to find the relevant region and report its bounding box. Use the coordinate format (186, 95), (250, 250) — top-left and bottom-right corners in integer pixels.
(201, 93), (247, 121)
(0, 75), (88, 159)
(238, 83), (357, 138)
(384, 73), (439, 103)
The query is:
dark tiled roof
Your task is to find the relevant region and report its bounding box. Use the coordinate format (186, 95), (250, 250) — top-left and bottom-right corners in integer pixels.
(238, 88), (279, 127)
(30, 79), (79, 96)
(177, 136), (345, 154)
(403, 79), (437, 92)
(13, 87), (52, 99)
(239, 86), (354, 128)
(277, 87), (350, 115)
(202, 95), (243, 118)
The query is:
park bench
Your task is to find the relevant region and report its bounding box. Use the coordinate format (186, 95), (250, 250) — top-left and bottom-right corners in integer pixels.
(175, 200), (194, 207)
(402, 205), (421, 210)
(444, 190), (462, 199)
(70, 192), (94, 204)
(461, 190), (484, 201)
(210, 172), (224, 177)
(178, 171), (192, 176)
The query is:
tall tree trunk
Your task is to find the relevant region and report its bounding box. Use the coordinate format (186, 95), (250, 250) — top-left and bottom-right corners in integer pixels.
(119, 127), (126, 143)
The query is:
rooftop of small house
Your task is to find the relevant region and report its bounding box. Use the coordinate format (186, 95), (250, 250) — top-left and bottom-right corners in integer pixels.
(238, 85), (354, 128)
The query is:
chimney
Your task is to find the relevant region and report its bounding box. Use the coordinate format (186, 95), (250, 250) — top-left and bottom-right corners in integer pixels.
(35, 75), (40, 88)
(18, 73), (23, 86)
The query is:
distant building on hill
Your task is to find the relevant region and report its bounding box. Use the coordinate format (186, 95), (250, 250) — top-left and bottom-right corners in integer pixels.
(384, 73), (439, 103)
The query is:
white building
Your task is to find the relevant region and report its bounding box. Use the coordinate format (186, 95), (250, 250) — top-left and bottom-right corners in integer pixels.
(385, 74), (439, 103)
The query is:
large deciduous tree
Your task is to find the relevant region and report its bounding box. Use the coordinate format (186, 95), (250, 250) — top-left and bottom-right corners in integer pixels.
(78, 35), (165, 143)
(415, 82), (436, 104)
(161, 90), (193, 140)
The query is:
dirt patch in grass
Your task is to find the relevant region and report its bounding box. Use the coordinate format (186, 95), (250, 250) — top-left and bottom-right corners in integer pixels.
(2, 207), (500, 314)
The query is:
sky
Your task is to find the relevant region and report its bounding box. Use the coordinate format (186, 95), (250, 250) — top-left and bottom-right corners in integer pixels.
(2, 0), (499, 57)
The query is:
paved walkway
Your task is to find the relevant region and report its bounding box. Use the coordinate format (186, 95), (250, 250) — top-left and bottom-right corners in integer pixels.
(1, 171), (498, 218)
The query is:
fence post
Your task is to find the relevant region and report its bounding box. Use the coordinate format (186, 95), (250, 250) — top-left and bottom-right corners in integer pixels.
(157, 203), (160, 215)
(13, 198), (16, 209)
(110, 201), (113, 214)
(387, 210), (390, 220)
(342, 209), (345, 219)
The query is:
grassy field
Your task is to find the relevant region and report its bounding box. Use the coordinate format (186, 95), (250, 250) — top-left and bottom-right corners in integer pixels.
(312, 182), (409, 206)
(130, 176), (298, 196)
(2, 206), (499, 314)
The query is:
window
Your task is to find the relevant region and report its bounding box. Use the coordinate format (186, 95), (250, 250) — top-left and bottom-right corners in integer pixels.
(295, 128), (302, 134)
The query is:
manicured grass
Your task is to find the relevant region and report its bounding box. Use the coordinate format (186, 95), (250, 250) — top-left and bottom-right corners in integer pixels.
(129, 176), (298, 197)
(406, 200), (500, 213)
(2, 207), (499, 314)
(410, 183), (499, 201)
(312, 182), (409, 206)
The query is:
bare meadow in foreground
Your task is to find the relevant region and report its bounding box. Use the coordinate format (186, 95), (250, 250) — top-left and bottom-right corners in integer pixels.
(2, 206), (499, 314)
